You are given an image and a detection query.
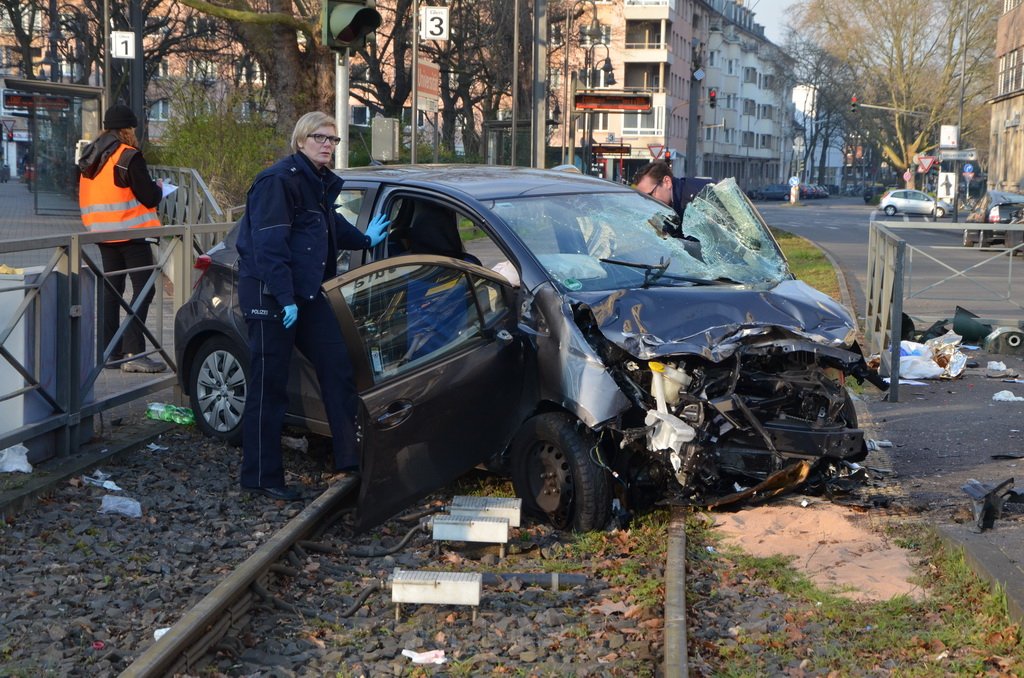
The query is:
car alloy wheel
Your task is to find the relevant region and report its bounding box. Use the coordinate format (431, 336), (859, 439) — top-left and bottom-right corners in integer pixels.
(934, 207), (946, 218)
(189, 336), (248, 445)
(884, 205), (897, 216)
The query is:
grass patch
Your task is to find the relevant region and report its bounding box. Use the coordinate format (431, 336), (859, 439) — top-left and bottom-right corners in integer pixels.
(772, 227), (841, 301)
(688, 514), (1024, 675)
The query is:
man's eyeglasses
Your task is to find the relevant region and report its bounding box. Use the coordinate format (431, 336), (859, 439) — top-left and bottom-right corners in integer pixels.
(646, 184), (659, 197)
(308, 133), (342, 146)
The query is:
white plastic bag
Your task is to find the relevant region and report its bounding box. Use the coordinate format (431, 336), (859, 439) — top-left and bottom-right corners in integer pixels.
(0, 444), (32, 473)
(98, 495), (142, 518)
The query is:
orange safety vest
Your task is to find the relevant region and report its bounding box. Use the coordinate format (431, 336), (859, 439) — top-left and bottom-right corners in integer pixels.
(79, 143), (160, 236)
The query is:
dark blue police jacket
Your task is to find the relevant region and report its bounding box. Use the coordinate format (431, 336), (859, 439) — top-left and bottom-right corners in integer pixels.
(236, 153), (368, 318)
(671, 176), (714, 220)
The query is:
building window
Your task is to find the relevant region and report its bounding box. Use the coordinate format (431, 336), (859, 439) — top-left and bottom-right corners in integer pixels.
(579, 24), (612, 47)
(622, 108), (662, 136)
(743, 66), (757, 84)
(759, 134), (772, 148)
(154, 59), (169, 79)
(742, 131), (754, 147)
(149, 99), (170, 122)
(186, 59), (217, 82)
(708, 50), (718, 67)
(743, 98), (756, 116)
(727, 59), (737, 75)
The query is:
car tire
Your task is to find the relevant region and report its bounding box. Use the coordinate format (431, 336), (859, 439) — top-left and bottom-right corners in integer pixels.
(963, 230), (976, 247)
(883, 205), (897, 216)
(510, 413), (612, 532)
(189, 336), (249, 446)
(934, 207), (946, 218)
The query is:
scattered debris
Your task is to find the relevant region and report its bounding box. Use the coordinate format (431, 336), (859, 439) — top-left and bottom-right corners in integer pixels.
(986, 361), (1020, 379)
(866, 439), (894, 452)
(0, 443), (32, 473)
(993, 390), (1024, 402)
(961, 478), (1024, 531)
(984, 327), (1024, 355)
(98, 495), (142, 518)
(82, 473), (123, 491)
(401, 649), (446, 665)
(281, 435), (309, 453)
(898, 331), (967, 380)
(146, 442), (169, 452)
(153, 628), (171, 641)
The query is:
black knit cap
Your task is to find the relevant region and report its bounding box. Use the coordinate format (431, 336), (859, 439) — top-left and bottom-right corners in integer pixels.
(103, 104), (137, 130)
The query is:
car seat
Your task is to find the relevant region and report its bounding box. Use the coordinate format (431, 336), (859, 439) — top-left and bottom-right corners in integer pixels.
(407, 201), (481, 265)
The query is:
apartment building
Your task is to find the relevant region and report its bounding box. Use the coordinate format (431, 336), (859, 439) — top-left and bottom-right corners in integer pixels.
(549, 0), (788, 188)
(988, 0), (1024, 192)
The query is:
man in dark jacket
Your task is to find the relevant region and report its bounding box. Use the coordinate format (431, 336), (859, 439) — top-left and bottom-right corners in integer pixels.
(632, 160), (713, 222)
(235, 111), (389, 501)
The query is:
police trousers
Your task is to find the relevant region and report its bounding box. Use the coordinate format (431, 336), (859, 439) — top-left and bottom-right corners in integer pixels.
(239, 292), (359, 489)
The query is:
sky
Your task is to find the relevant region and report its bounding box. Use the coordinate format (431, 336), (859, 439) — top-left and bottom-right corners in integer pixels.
(745, 0), (796, 45)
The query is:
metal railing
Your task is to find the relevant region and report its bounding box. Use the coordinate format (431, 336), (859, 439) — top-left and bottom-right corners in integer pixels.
(864, 220), (1024, 402)
(0, 223), (233, 461)
(150, 165), (225, 226)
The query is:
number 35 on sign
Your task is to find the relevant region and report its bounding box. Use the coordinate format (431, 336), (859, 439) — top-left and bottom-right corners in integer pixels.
(419, 6), (449, 41)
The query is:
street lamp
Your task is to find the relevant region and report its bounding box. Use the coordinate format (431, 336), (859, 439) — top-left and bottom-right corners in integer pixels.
(560, 0), (601, 166)
(581, 42), (614, 175)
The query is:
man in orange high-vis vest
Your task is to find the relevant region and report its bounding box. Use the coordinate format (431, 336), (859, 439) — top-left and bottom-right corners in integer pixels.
(78, 104), (166, 373)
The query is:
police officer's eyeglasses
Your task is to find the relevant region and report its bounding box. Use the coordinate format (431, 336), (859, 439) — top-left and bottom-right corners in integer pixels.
(308, 133), (342, 146)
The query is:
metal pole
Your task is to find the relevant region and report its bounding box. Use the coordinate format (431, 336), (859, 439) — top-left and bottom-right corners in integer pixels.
(530, 0), (548, 168)
(129, 0), (144, 140)
(103, 0), (110, 108)
(584, 45), (592, 175)
(952, 0), (968, 224)
(47, 0), (59, 81)
(561, 5), (570, 165)
(335, 51), (349, 170)
(511, 0), (519, 167)
(411, 0), (419, 164)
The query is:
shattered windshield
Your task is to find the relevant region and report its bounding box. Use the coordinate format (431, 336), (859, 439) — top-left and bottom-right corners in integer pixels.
(490, 178), (789, 292)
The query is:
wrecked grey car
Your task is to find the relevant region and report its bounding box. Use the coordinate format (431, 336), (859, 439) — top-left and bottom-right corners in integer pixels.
(175, 166), (880, 531)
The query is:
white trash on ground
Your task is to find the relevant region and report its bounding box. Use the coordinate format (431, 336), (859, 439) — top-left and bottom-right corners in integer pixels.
(401, 649), (446, 664)
(98, 495), (142, 517)
(993, 390), (1024, 402)
(82, 475), (123, 491)
(899, 331), (967, 380)
(0, 444), (32, 473)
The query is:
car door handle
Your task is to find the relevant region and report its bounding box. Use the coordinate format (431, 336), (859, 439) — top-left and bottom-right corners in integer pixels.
(375, 401), (413, 429)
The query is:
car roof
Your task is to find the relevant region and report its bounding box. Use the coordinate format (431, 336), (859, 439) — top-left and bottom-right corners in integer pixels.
(987, 190), (1024, 205)
(334, 164), (635, 201)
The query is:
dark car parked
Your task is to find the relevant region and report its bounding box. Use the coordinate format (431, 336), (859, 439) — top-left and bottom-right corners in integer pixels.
(753, 183), (790, 201)
(174, 166), (879, 532)
(963, 190), (1024, 248)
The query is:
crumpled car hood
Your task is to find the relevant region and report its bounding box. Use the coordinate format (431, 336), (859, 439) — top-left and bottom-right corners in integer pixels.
(567, 279), (858, 362)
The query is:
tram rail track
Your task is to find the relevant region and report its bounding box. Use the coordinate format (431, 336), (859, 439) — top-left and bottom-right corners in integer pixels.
(115, 476), (688, 677)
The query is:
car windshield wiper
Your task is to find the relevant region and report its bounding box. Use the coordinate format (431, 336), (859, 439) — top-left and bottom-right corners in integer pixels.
(599, 257), (737, 287)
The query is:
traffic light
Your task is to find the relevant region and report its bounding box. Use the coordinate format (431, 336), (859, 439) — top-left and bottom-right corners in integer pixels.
(850, 95), (858, 113)
(6, 131), (12, 142)
(322, 0), (382, 52)
(708, 88), (717, 108)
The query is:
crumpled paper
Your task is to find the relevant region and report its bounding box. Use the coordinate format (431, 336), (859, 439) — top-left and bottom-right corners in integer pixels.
(993, 390), (1024, 402)
(402, 649), (446, 665)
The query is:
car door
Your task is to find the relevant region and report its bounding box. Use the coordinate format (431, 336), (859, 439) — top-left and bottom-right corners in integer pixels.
(322, 255), (529, 531)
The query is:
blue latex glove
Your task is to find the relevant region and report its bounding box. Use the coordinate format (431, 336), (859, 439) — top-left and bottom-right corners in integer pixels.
(282, 304), (298, 329)
(365, 213), (391, 247)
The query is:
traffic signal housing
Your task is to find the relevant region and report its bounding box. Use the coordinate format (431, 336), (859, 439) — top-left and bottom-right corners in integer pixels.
(708, 88), (717, 108)
(322, 0), (382, 52)
(850, 95), (858, 113)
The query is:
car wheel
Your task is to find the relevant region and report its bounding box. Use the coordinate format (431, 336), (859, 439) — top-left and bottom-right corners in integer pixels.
(963, 230), (976, 246)
(510, 413), (612, 532)
(934, 207), (946, 218)
(189, 336), (248, 446)
(883, 205), (897, 216)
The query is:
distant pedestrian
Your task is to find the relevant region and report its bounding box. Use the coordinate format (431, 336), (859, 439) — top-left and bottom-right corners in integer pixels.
(0, 163), (9, 183)
(78, 104), (166, 373)
(235, 111), (389, 501)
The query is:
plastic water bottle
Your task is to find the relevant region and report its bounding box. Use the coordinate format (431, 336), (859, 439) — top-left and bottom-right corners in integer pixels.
(146, 403), (195, 425)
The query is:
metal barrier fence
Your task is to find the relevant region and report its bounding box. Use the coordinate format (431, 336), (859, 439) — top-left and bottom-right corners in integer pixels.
(0, 223), (232, 463)
(864, 220), (1024, 403)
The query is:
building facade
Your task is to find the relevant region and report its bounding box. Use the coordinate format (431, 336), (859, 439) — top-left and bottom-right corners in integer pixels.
(988, 0), (1024, 192)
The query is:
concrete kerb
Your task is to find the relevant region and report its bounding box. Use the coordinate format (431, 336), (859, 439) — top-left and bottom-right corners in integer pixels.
(0, 418), (174, 523)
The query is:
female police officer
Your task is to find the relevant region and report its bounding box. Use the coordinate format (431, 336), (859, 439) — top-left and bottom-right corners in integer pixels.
(236, 111), (388, 501)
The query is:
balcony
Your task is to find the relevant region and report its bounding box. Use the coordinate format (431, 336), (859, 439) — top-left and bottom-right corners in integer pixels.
(624, 0), (674, 21)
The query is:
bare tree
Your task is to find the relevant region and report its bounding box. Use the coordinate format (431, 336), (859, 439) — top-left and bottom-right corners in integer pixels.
(794, 0), (998, 174)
